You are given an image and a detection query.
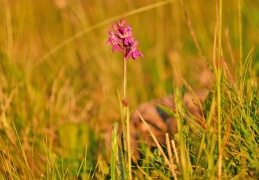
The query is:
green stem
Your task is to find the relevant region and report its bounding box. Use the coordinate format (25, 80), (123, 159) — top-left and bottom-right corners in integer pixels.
(126, 107), (132, 180)
(217, 0), (222, 178)
(121, 58), (127, 151)
(111, 123), (118, 180)
(123, 58), (127, 101)
(122, 58), (132, 179)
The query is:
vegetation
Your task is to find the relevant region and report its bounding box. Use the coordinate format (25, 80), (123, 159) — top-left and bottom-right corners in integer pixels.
(0, 0), (259, 179)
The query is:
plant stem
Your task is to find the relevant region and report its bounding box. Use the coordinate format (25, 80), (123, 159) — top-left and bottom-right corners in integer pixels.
(121, 58), (127, 151)
(123, 58), (127, 101)
(111, 123), (118, 180)
(217, 0), (223, 178)
(126, 106), (132, 180)
(122, 57), (132, 179)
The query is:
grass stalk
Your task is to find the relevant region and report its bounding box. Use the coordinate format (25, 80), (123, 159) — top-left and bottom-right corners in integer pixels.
(217, 0), (223, 178)
(111, 123), (118, 180)
(156, 1), (166, 89)
(171, 140), (180, 168)
(76, 146), (88, 178)
(43, 137), (61, 179)
(179, 0), (213, 72)
(137, 111), (178, 179)
(172, 63), (190, 178)
(118, 145), (126, 180)
(135, 162), (153, 180)
(166, 133), (173, 168)
(11, 119), (32, 178)
(238, 0), (243, 66)
(83, 146), (88, 180)
(174, 87), (190, 179)
(217, 68), (222, 179)
(126, 105), (132, 180)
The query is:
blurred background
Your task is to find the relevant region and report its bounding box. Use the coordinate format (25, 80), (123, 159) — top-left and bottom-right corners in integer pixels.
(1, 0), (259, 178)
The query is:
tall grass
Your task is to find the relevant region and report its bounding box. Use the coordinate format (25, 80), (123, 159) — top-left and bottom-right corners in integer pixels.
(0, 0), (259, 179)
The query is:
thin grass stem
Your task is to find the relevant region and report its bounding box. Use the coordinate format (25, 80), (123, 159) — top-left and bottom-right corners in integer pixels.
(126, 107), (132, 180)
(11, 119), (33, 178)
(137, 111), (178, 179)
(171, 140), (180, 168)
(239, 0), (243, 66)
(166, 134), (174, 170)
(179, 0), (213, 73)
(217, 0), (223, 178)
(111, 123), (118, 180)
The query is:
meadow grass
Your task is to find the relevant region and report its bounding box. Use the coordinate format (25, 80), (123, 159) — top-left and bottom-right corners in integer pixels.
(0, 0), (259, 179)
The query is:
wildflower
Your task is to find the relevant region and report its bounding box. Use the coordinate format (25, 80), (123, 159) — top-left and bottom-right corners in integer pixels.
(107, 19), (143, 60)
(107, 31), (124, 52)
(125, 40), (143, 60)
